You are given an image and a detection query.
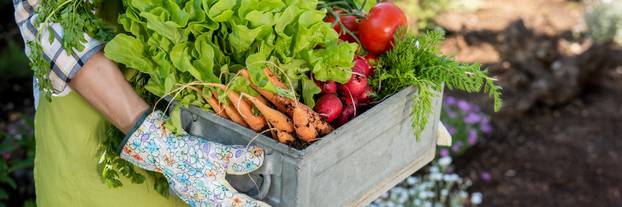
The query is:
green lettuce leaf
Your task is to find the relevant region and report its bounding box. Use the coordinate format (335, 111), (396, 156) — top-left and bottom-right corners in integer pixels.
(308, 41), (357, 83)
(301, 76), (320, 107)
(104, 34), (155, 74)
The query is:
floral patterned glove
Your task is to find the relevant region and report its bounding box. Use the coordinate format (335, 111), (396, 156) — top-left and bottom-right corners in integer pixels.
(119, 110), (270, 207)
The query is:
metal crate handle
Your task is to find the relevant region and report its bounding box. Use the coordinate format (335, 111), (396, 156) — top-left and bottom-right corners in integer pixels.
(256, 173), (271, 199)
(175, 102), (279, 201)
(248, 152), (280, 199)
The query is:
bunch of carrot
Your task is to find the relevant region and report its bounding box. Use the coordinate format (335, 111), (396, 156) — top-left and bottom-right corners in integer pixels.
(195, 68), (333, 144)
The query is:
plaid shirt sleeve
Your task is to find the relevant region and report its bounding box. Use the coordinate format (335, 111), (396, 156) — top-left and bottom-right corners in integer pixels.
(14, 0), (104, 96)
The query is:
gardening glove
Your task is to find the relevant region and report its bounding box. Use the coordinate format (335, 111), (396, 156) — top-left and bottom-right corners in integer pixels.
(119, 110), (270, 207)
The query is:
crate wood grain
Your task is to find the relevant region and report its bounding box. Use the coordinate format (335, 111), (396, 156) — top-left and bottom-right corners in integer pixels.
(179, 86), (443, 207)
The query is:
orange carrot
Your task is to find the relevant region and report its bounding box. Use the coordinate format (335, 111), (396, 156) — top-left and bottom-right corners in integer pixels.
(209, 88), (248, 128)
(212, 84), (266, 132)
(263, 67), (287, 89)
(276, 130), (295, 144)
(229, 91), (266, 132)
(292, 107), (318, 142)
(244, 95), (294, 133)
(240, 69), (334, 137)
(222, 102), (248, 127)
(310, 115), (334, 136)
(240, 70), (292, 114)
(204, 90), (229, 119)
(253, 94), (270, 106)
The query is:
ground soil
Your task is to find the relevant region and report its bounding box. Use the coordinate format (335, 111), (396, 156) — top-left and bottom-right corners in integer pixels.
(436, 0), (622, 206)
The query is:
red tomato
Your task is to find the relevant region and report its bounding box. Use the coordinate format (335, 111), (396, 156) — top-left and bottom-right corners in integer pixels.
(358, 3), (407, 54)
(325, 12), (360, 42)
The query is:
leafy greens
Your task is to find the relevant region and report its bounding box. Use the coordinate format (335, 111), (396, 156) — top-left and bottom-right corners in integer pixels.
(105, 0), (358, 108)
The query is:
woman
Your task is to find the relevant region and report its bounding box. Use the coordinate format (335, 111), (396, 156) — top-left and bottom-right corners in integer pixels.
(13, 0), (268, 206)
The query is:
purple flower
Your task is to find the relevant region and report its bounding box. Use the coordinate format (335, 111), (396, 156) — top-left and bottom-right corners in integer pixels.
(452, 141), (463, 152)
(467, 129), (478, 145)
(447, 126), (457, 135)
(457, 100), (471, 112)
(480, 117), (493, 134)
(480, 171), (492, 182)
(481, 122), (492, 134)
(445, 96), (457, 106)
(2, 152), (10, 160)
(463, 113), (482, 124)
(439, 148), (450, 157)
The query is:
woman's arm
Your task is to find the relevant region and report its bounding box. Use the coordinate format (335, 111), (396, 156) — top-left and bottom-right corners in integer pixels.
(69, 51), (148, 133)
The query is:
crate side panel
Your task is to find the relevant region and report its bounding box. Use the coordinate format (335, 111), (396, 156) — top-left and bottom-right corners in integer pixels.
(303, 93), (442, 207)
(349, 145), (436, 206)
(300, 87), (415, 171)
(346, 90), (443, 206)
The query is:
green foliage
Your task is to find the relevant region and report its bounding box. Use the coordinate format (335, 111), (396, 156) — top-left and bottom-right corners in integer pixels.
(585, 0), (622, 44)
(98, 124), (146, 188)
(0, 41), (31, 79)
(0, 116), (36, 207)
(98, 122), (170, 197)
(26, 0), (117, 99)
(373, 29), (502, 139)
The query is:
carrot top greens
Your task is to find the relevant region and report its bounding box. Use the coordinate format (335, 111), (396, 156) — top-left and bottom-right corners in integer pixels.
(373, 29), (502, 139)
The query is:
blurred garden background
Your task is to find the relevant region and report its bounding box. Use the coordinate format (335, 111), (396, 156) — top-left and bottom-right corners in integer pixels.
(1, 0), (621, 206)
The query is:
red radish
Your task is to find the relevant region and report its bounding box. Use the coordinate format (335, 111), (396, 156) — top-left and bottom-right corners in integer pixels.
(352, 56), (372, 77)
(340, 92), (357, 106)
(325, 12), (360, 43)
(337, 16), (359, 42)
(314, 94), (343, 122)
(356, 86), (375, 103)
(324, 9), (344, 32)
(333, 103), (356, 127)
(316, 80), (338, 94)
(339, 74), (368, 98)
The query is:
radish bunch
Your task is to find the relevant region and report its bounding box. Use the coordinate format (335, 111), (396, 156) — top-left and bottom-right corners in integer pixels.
(314, 56), (376, 127)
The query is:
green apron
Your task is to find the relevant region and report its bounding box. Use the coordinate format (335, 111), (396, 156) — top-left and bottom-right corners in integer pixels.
(34, 91), (187, 207)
